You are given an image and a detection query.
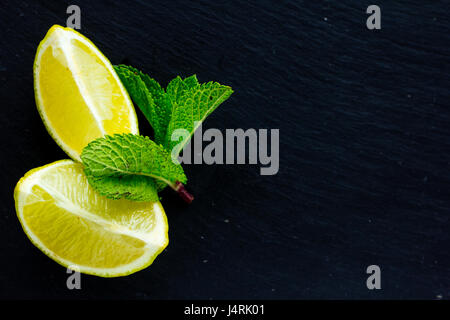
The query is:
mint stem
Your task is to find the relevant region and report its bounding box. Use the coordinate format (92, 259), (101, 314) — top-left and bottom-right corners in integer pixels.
(173, 181), (194, 204)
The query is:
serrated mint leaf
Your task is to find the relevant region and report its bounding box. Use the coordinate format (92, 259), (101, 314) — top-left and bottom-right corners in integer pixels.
(165, 81), (233, 157)
(114, 65), (170, 144)
(114, 64), (233, 160)
(86, 174), (159, 201)
(166, 75), (199, 105)
(81, 133), (187, 201)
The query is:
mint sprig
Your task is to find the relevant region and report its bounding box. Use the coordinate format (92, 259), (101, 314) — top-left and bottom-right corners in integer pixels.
(81, 65), (232, 203)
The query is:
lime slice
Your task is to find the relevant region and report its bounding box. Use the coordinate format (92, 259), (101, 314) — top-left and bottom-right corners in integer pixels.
(14, 160), (168, 277)
(33, 25), (138, 161)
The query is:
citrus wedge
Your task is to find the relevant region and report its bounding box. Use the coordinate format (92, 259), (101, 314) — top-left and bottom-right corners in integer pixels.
(14, 160), (168, 277)
(33, 25), (138, 161)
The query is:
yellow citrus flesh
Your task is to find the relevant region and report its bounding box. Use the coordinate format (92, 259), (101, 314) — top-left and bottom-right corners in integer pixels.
(14, 160), (168, 277)
(34, 25), (138, 161)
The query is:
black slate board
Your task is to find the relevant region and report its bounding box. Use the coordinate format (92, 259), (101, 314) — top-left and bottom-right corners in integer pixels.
(0, 0), (449, 299)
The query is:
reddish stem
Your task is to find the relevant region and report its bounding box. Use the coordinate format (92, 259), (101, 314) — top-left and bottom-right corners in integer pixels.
(174, 181), (194, 204)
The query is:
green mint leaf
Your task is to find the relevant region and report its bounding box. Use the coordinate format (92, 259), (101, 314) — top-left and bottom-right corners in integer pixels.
(81, 133), (187, 201)
(166, 75), (199, 105)
(114, 65), (170, 144)
(114, 64), (233, 159)
(165, 81), (233, 157)
(86, 174), (159, 202)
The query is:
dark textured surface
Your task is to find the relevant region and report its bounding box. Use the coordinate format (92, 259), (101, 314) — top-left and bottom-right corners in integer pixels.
(1, 0), (450, 299)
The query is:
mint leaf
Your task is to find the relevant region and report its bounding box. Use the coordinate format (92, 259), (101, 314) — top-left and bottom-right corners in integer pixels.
(81, 133), (187, 201)
(114, 65), (170, 144)
(86, 174), (159, 201)
(166, 75), (199, 105)
(114, 64), (233, 159)
(165, 81), (233, 157)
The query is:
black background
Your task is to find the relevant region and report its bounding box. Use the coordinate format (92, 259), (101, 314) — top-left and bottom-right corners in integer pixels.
(1, 0), (449, 300)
